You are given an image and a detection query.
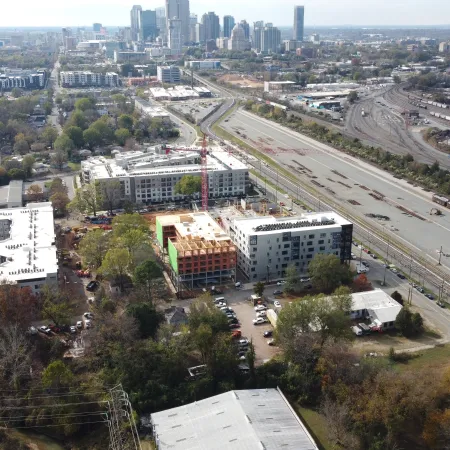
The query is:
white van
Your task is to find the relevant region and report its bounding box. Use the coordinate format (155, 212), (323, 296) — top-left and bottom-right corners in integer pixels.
(351, 325), (363, 336)
(214, 297), (225, 303)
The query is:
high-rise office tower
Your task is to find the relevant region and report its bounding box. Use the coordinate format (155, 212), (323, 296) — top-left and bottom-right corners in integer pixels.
(240, 20), (250, 40)
(189, 14), (197, 42)
(168, 18), (182, 54)
(202, 12), (220, 41)
(252, 21), (264, 52)
(140, 10), (158, 41)
(195, 23), (204, 43)
(93, 23), (102, 32)
(261, 23), (281, 53)
(130, 5), (142, 41)
(165, 0), (190, 45)
(293, 5), (304, 41)
(223, 15), (235, 38)
(228, 24), (248, 51)
(155, 7), (166, 42)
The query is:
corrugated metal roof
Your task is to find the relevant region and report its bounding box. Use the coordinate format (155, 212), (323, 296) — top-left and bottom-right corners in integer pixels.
(151, 388), (319, 450)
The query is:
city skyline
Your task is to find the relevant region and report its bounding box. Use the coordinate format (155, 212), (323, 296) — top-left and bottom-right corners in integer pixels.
(2, 0), (450, 27)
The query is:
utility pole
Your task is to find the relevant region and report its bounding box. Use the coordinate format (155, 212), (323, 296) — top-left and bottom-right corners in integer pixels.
(438, 245), (443, 265)
(382, 238), (390, 286)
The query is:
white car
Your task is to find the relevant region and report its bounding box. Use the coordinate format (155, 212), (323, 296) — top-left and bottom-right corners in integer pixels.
(256, 311), (267, 318)
(70, 326), (77, 334)
(267, 339), (275, 346)
(83, 312), (93, 319)
(277, 281), (286, 286)
(84, 319), (92, 329)
(76, 321), (83, 329)
(300, 277), (311, 283)
(254, 305), (267, 312)
(253, 317), (267, 325)
(28, 326), (38, 335)
(239, 338), (249, 346)
(274, 300), (281, 308)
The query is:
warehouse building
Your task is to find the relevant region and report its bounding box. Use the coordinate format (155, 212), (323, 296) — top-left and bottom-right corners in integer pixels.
(151, 388), (319, 450)
(0, 202), (58, 293)
(156, 211), (237, 290)
(229, 212), (352, 281)
(81, 146), (249, 205)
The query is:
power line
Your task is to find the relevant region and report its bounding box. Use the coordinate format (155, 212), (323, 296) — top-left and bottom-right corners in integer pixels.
(1, 411), (105, 421)
(0, 391), (108, 401)
(0, 401), (108, 411)
(3, 420), (108, 429)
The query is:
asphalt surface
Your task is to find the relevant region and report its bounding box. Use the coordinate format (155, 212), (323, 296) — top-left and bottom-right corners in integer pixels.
(222, 109), (450, 270)
(345, 84), (450, 169)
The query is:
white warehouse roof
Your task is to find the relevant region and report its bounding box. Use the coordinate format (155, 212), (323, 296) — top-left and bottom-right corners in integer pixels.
(351, 289), (402, 324)
(151, 388), (319, 450)
(0, 202), (57, 283)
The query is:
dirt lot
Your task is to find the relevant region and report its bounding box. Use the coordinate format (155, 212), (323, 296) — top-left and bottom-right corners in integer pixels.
(218, 74), (264, 90)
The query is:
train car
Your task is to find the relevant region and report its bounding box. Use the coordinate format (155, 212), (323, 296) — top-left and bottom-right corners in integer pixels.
(432, 194), (449, 207)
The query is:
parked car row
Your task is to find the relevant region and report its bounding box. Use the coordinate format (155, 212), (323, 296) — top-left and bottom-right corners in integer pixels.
(31, 312), (94, 338)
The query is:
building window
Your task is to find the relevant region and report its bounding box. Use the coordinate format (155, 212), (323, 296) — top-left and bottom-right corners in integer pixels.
(307, 241), (313, 246)
(308, 247), (314, 252)
(308, 234), (315, 239)
(318, 240), (324, 244)
(306, 254), (313, 259)
(319, 246), (325, 251)
(320, 233), (326, 238)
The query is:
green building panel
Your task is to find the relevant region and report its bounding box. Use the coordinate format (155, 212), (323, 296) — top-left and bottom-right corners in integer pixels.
(168, 239), (178, 274)
(156, 218), (163, 248)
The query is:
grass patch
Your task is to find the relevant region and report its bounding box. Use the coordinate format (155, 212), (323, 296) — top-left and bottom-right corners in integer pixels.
(295, 405), (334, 450)
(68, 161), (81, 171)
(388, 344), (450, 373)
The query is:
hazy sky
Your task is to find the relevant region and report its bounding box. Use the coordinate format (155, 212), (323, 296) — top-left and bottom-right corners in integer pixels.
(1, 0), (450, 27)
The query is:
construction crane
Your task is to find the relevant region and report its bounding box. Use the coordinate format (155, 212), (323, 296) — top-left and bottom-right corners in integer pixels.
(162, 135), (211, 211)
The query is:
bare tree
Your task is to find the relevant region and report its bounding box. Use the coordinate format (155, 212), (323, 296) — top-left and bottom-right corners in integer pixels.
(98, 179), (121, 214)
(0, 325), (32, 389)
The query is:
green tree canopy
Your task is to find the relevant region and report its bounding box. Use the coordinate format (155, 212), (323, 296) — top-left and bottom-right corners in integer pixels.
(78, 229), (111, 268)
(82, 128), (102, 149)
(308, 254), (352, 292)
(253, 281), (265, 297)
(54, 134), (75, 154)
(112, 213), (149, 237)
(64, 126), (84, 148)
(115, 127), (131, 146)
(395, 308), (424, 337)
(69, 183), (103, 216)
(74, 97), (96, 112)
(174, 175), (202, 196)
(40, 126), (59, 147)
(118, 114), (134, 131)
(100, 248), (132, 289)
(126, 302), (164, 339)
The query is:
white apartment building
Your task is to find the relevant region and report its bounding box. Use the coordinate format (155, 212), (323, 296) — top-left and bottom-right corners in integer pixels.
(0, 202), (58, 293)
(157, 65), (181, 83)
(230, 212), (353, 281)
(60, 71), (119, 87)
(81, 146), (249, 204)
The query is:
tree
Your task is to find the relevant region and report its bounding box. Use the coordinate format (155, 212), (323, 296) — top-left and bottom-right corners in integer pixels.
(42, 360), (74, 389)
(391, 290), (404, 305)
(0, 283), (38, 329)
(7, 168), (26, 180)
(13, 139), (30, 155)
(308, 254), (352, 292)
(347, 90), (358, 104)
(69, 183), (103, 216)
(393, 75), (401, 84)
(352, 273), (373, 292)
(118, 114), (134, 131)
(41, 126), (58, 148)
(100, 248), (132, 291)
(284, 264), (299, 293)
(74, 97), (96, 112)
(54, 134), (75, 156)
(126, 302), (164, 339)
(254, 281), (265, 298)
(51, 149), (68, 170)
(82, 128), (102, 149)
(49, 177), (68, 196)
(188, 294), (229, 335)
(21, 154), (35, 177)
(11, 87), (23, 98)
(26, 183), (44, 202)
(50, 191), (70, 216)
(395, 307), (424, 337)
(97, 179), (121, 214)
(41, 286), (73, 327)
(134, 259), (163, 287)
(64, 126), (84, 148)
(90, 119), (114, 145)
(67, 111), (88, 130)
(78, 229), (111, 268)
(0, 325), (32, 389)
(115, 128), (131, 146)
(174, 175), (202, 197)
(112, 213), (149, 237)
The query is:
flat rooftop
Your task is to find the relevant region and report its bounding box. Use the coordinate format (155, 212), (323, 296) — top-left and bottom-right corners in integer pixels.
(351, 289), (402, 324)
(233, 212), (351, 235)
(151, 388), (319, 450)
(0, 202), (57, 283)
(82, 147), (247, 180)
(159, 212), (231, 242)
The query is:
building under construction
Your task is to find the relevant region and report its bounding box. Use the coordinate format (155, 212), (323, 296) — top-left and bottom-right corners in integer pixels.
(156, 212), (237, 291)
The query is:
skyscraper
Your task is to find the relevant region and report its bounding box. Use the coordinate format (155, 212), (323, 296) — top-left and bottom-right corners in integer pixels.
(165, 0), (190, 45)
(130, 5), (142, 41)
(168, 18), (182, 54)
(228, 24), (248, 51)
(261, 23), (281, 53)
(240, 20), (250, 40)
(293, 5), (304, 41)
(156, 7), (166, 42)
(252, 21), (264, 52)
(140, 10), (158, 41)
(202, 12), (220, 41)
(223, 15), (235, 38)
